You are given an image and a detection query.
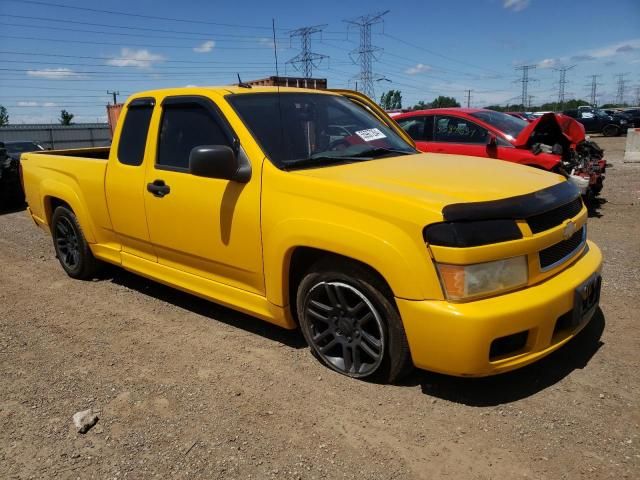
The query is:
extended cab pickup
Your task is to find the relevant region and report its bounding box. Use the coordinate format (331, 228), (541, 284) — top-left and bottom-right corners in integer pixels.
(21, 87), (603, 382)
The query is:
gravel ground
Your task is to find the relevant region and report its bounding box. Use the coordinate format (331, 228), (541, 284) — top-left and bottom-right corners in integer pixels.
(0, 135), (638, 479)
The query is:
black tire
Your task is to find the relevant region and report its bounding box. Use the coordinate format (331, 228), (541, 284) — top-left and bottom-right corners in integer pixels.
(296, 258), (412, 383)
(602, 124), (619, 137)
(51, 206), (101, 280)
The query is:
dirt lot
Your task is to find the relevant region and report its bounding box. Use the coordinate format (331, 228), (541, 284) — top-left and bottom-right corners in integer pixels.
(1, 136), (638, 479)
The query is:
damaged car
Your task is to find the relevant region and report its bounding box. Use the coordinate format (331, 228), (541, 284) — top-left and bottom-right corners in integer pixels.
(394, 108), (605, 197)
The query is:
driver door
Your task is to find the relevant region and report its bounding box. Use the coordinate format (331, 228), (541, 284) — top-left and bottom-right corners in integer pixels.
(142, 95), (264, 295)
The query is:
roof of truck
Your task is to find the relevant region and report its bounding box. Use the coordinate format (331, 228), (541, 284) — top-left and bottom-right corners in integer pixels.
(128, 85), (337, 101)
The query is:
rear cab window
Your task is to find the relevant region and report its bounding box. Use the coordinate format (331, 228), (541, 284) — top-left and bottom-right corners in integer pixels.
(117, 98), (155, 166)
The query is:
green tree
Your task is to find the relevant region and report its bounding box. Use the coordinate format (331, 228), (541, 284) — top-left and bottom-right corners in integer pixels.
(411, 100), (429, 111)
(430, 96), (460, 108)
(0, 105), (8, 126)
(390, 90), (402, 109)
(380, 90), (402, 110)
(59, 109), (74, 125)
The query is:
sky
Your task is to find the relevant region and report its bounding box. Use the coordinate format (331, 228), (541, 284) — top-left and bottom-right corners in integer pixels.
(0, 0), (639, 124)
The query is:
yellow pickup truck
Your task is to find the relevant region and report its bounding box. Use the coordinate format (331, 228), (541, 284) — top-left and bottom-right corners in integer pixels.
(21, 86), (602, 383)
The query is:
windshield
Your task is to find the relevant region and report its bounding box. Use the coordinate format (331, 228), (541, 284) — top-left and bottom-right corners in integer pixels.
(5, 142), (44, 154)
(470, 110), (528, 139)
(228, 92), (416, 169)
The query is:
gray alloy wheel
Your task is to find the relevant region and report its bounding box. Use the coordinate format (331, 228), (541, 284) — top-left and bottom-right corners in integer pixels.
(302, 281), (385, 378)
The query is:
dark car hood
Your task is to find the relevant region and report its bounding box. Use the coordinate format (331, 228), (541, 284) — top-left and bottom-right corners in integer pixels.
(513, 112), (585, 147)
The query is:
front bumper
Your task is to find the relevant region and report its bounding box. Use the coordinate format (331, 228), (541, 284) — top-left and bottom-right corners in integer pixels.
(397, 240), (603, 377)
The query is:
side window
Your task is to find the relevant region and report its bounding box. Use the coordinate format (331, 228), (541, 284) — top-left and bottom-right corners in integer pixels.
(157, 101), (231, 170)
(434, 116), (488, 144)
(397, 116), (434, 141)
(117, 102), (154, 166)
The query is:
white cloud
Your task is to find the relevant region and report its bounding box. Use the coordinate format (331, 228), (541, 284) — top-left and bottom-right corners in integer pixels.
(26, 68), (81, 79)
(503, 0), (530, 12)
(405, 63), (432, 75)
(537, 58), (559, 69)
(259, 37), (275, 48)
(16, 101), (59, 107)
(106, 48), (165, 68)
(193, 40), (215, 53)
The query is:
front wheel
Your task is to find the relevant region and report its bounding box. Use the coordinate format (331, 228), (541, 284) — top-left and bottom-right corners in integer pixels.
(51, 206), (101, 279)
(602, 124), (620, 137)
(296, 259), (412, 383)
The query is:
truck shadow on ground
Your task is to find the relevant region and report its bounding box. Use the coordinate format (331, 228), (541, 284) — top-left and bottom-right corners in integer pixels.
(404, 308), (605, 406)
(103, 267), (307, 350)
(101, 266), (605, 404)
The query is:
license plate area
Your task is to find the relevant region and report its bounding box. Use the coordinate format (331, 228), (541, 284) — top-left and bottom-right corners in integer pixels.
(571, 274), (601, 327)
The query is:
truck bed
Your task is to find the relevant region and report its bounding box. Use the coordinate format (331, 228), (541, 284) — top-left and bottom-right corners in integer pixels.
(21, 148), (112, 239)
(29, 146), (110, 160)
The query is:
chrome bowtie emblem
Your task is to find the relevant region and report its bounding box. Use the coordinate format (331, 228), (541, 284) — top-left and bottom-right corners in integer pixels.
(563, 221), (577, 240)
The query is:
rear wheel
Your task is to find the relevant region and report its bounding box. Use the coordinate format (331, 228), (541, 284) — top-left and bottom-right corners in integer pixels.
(602, 124), (620, 137)
(296, 259), (412, 383)
(51, 206), (101, 279)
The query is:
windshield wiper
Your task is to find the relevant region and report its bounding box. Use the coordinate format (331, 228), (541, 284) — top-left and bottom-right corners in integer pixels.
(348, 146), (416, 157)
(284, 154), (374, 170)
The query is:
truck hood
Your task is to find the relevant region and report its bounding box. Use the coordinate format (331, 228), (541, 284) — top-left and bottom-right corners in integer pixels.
(293, 152), (564, 217)
(513, 112), (585, 147)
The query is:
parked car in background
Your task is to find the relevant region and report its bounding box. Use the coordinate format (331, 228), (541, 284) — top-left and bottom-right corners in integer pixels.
(4, 141), (45, 161)
(394, 108), (606, 197)
(563, 108), (628, 136)
(0, 141), (45, 205)
(621, 108), (640, 127)
(602, 109), (633, 125)
(506, 112), (536, 122)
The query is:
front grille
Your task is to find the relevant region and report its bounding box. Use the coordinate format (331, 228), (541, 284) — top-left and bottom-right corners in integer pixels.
(527, 197), (583, 233)
(539, 226), (585, 270)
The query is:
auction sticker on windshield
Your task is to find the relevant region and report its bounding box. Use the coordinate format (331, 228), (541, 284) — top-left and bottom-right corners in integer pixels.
(355, 128), (387, 142)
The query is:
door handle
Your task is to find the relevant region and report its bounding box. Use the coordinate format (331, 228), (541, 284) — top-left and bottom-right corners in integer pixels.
(147, 179), (171, 198)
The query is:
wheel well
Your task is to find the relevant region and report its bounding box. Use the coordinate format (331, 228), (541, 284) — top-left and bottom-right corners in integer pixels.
(45, 197), (72, 224)
(287, 247), (394, 324)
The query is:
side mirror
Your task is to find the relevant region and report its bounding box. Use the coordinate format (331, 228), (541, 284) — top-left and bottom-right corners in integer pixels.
(189, 145), (251, 183)
(487, 133), (498, 147)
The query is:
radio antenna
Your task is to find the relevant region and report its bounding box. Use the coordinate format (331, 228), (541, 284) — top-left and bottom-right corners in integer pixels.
(273, 18), (285, 164)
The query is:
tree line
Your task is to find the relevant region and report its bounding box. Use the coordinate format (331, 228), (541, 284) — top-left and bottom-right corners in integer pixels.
(0, 106), (74, 126)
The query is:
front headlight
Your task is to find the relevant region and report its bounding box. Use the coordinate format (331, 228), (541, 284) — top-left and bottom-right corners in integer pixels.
(436, 256), (528, 301)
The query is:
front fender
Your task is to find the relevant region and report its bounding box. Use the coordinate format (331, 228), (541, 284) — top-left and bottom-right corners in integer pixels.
(263, 217), (442, 307)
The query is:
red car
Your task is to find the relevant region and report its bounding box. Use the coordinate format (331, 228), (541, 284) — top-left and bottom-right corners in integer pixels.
(394, 108), (606, 196)
(394, 108), (574, 172)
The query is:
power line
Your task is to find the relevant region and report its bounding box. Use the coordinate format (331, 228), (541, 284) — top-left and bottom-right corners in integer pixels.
(0, 21), (289, 43)
(465, 89), (472, 108)
(554, 65), (575, 111)
(2, 34), (287, 50)
(0, 14), (287, 39)
(344, 11), (389, 99)
(0, 50), (276, 65)
(286, 25), (329, 78)
(107, 90), (120, 105)
(615, 73), (629, 105)
(586, 75), (602, 106)
(515, 65), (536, 107)
(381, 33), (508, 78)
(3, 0), (285, 31)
